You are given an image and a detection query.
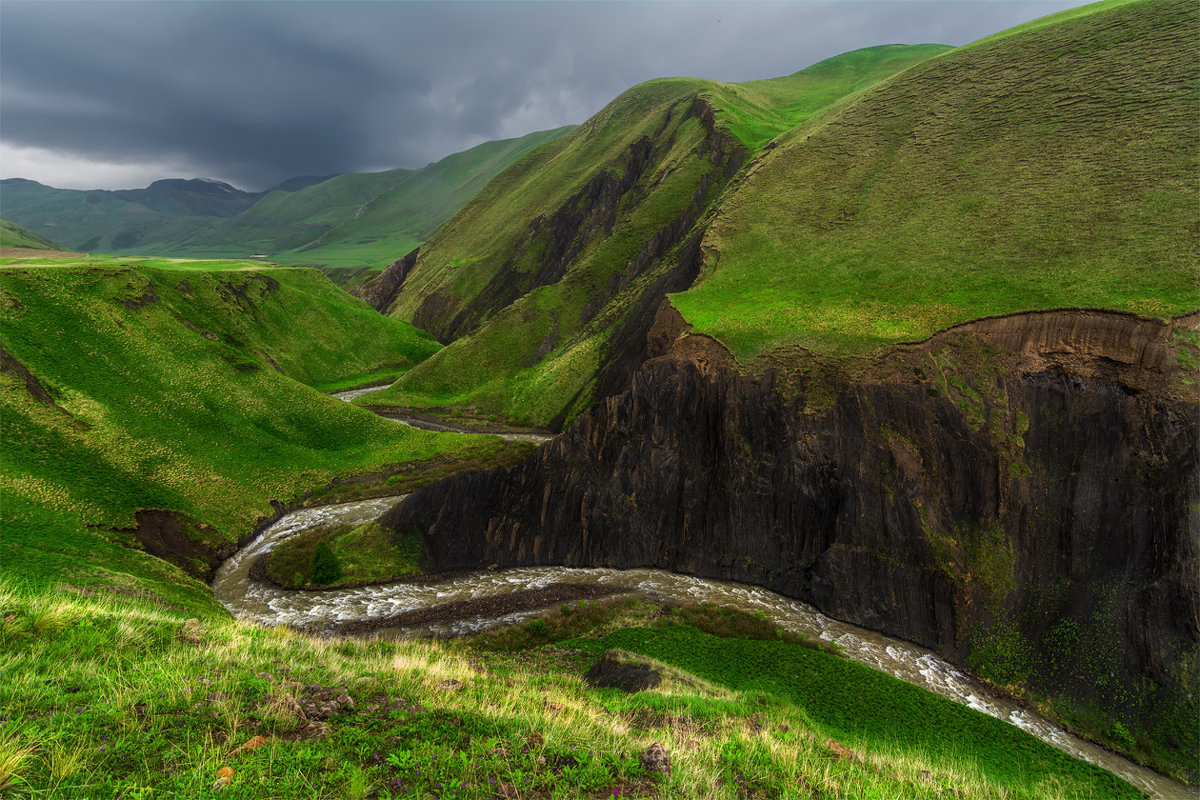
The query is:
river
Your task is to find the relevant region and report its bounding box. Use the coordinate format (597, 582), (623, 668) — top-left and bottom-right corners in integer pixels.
(212, 491), (1194, 800)
(332, 385), (553, 444)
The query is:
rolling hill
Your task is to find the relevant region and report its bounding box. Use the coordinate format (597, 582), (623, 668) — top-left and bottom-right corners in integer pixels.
(0, 255), (518, 611)
(368, 44), (949, 427)
(0, 127), (573, 269)
(674, 0), (1198, 363)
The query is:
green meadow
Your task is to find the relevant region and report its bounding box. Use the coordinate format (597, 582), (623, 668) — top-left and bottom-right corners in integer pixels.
(0, 256), (512, 608)
(0, 585), (1144, 799)
(673, 0), (1198, 363)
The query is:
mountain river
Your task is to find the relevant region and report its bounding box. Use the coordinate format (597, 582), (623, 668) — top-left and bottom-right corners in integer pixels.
(210, 388), (1195, 799)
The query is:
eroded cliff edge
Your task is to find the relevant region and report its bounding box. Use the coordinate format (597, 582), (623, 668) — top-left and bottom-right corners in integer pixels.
(385, 303), (1200, 779)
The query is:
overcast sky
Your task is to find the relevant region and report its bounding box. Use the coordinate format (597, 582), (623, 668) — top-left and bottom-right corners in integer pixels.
(1, 0), (1087, 191)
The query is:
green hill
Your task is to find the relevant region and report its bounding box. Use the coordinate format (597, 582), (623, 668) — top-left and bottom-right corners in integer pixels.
(673, 0), (1198, 363)
(371, 45), (947, 427)
(0, 255), (514, 611)
(0, 218), (62, 251)
(0, 127), (573, 269)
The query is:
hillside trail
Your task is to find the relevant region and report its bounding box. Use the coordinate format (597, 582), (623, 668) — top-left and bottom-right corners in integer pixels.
(213, 488), (1194, 800)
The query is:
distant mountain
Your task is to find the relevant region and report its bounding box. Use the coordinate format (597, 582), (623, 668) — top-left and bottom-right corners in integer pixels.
(109, 178), (261, 217)
(265, 174), (342, 193)
(0, 127), (574, 268)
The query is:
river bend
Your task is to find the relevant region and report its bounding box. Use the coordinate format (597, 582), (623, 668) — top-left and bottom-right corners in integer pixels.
(213, 494), (1192, 800)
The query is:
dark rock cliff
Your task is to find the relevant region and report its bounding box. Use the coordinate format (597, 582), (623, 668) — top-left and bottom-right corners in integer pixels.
(359, 247), (419, 313)
(386, 305), (1200, 772)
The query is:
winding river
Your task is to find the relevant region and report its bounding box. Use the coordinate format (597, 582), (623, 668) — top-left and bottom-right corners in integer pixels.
(212, 487), (1194, 800)
(332, 385), (553, 444)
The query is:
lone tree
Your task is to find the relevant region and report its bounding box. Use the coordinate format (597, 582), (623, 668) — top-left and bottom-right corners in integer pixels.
(310, 540), (342, 585)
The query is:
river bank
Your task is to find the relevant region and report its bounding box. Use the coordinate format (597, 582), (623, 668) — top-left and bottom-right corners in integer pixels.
(212, 493), (1194, 800)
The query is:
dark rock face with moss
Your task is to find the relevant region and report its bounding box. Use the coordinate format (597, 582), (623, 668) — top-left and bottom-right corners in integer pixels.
(387, 306), (1200, 778)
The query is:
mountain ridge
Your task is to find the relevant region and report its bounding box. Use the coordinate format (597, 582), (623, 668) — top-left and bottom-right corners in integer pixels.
(0, 126), (574, 268)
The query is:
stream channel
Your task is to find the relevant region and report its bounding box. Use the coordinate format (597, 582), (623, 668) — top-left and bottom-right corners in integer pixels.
(210, 387), (1194, 800)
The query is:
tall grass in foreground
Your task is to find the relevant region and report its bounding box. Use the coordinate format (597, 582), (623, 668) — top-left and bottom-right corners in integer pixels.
(0, 580), (1141, 799)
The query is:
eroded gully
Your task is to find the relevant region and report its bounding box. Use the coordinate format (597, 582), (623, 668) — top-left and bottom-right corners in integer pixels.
(208, 387), (1194, 800)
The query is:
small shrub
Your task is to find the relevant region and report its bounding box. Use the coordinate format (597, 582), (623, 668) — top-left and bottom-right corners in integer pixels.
(310, 541), (343, 585)
(527, 618), (548, 636)
(1107, 721), (1136, 751)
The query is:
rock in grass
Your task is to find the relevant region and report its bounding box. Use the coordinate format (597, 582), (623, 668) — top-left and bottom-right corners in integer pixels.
(180, 618), (204, 645)
(641, 742), (670, 775)
(228, 735), (269, 758)
(212, 765), (234, 790)
(825, 739), (862, 762)
(436, 679), (464, 692)
(584, 651), (661, 693)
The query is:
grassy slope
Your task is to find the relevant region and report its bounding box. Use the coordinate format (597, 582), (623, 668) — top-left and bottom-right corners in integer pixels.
(0, 587), (1141, 799)
(0, 128), (573, 269)
(377, 78), (715, 423)
(0, 218), (62, 251)
(566, 623), (1138, 799)
(0, 256), (501, 612)
(274, 126), (576, 268)
(377, 46), (945, 425)
(673, 0), (1199, 363)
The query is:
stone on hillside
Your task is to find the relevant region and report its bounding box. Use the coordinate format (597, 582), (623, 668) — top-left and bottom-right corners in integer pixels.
(641, 742), (670, 775)
(181, 618), (204, 645)
(584, 651), (661, 693)
(825, 739), (861, 762)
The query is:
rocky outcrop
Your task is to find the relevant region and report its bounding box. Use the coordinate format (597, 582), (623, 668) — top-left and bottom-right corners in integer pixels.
(359, 247), (419, 313)
(117, 509), (236, 582)
(386, 306), (1199, 768)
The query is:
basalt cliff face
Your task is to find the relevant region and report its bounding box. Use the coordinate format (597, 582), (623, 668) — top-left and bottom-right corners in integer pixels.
(386, 304), (1199, 774)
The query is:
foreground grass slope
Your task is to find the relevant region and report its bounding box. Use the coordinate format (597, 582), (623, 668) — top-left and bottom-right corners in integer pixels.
(0, 584), (1141, 799)
(0, 128), (572, 269)
(0, 256), (506, 609)
(674, 0), (1199, 362)
(375, 45), (944, 426)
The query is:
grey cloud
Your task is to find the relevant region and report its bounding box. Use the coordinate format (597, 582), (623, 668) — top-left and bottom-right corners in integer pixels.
(1, 0), (1086, 190)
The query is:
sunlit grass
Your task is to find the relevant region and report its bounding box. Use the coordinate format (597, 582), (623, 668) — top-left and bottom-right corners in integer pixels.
(676, 0), (1198, 363)
(0, 578), (1144, 798)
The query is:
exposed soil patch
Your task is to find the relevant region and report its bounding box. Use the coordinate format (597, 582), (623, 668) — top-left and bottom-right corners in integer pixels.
(0, 346), (83, 424)
(116, 509), (234, 582)
(334, 583), (627, 635)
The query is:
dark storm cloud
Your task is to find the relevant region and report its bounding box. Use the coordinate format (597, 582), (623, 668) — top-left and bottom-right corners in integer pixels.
(0, 0), (1086, 190)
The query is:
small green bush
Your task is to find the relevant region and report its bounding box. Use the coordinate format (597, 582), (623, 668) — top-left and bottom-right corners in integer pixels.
(310, 540), (343, 585)
(1107, 721), (1136, 751)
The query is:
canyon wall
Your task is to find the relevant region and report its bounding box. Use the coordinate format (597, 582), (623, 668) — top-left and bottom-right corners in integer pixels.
(385, 305), (1199, 771)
